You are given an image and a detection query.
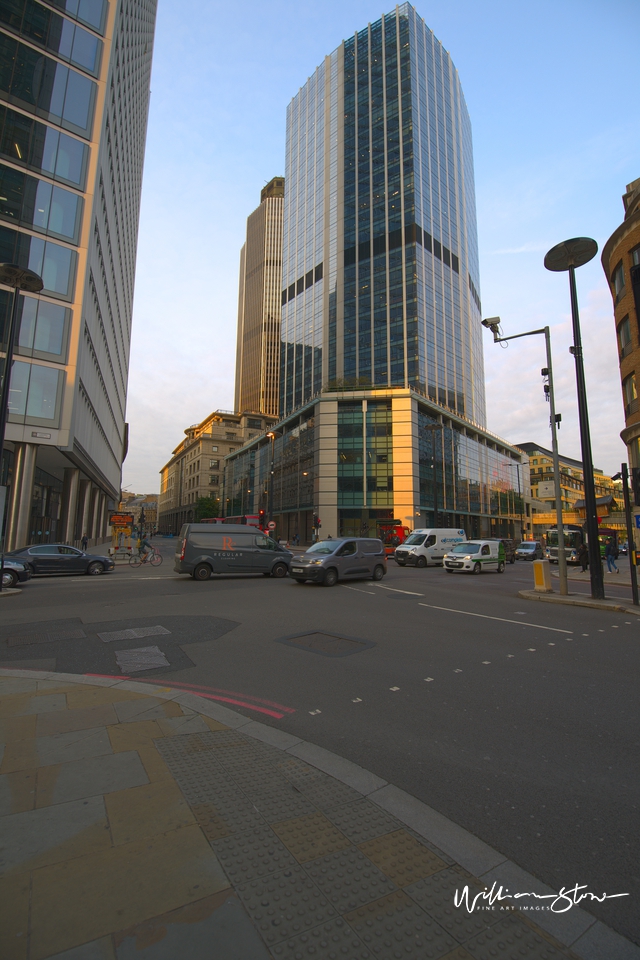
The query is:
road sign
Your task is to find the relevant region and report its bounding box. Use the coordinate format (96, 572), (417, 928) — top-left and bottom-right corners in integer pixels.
(635, 514), (640, 530)
(110, 513), (134, 527)
(267, 521), (276, 530)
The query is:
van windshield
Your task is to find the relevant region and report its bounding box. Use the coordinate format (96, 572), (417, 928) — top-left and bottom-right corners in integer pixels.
(449, 542), (477, 554)
(518, 543), (536, 550)
(404, 534), (426, 545)
(306, 541), (339, 555)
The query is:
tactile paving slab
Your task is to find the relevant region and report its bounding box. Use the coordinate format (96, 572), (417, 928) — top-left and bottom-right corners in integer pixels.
(251, 787), (318, 823)
(295, 775), (363, 810)
(304, 847), (397, 913)
(272, 812), (352, 862)
(462, 916), (571, 959)
(405, 866), (501, 942)
(115, 645), (170, 672)
(6, 628), (86, 646)
(97, 625), (171, 642)
(324, 800), (404, 844)
(358, 829), (447, 886)
(212, 825), (299, 883)
(344, 890), (458, 959)
(236, 865), (337, 946)
(189, 802), (231, 840)
(269, 917), (373, 959)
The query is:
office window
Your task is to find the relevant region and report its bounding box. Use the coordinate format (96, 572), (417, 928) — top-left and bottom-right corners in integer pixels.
(0, 106), (89, 188)
(211, 446), (218, 452)
(8, 359), (63, 423)
(618, 316), (632, 359)
(0, 163), (82, 242)
(612, 261), (625, 302)
(623, 372), (638, 416)
(631, 245), (640, 267)
(209, 475), (218, 485)
(209, 459), (219, 468)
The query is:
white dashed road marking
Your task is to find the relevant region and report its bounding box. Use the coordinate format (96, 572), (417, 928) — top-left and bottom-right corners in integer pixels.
(374, 584), (425, 596)
(341, 585), (376, 596)
(389, 686), (400, 691)
(424, 677), (434, 682)
(417, 602), (572, 634)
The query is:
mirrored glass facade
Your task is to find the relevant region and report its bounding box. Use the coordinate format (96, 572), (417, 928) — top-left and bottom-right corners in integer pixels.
(281, 4), (486, 426)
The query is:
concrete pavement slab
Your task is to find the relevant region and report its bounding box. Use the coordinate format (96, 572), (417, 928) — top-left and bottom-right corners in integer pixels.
(36, 726), (113, 766)
(29, 825), (230, 959)
(0, 795), (109, 872)
(36, 703), (118, 737)
(0, 869), (30, 960)
(46, 938), (115, 960)
(105, 779), (196, 845)
(112, 698), (170, 723)
(36, 750), (148, 806)
(0, 677), (38, 695)
(573, 920), (640, 960)
(286, 741), (388, 795)
(155, 715), (210, 736)
(0, 768), (37, 815)
(64, 687), (147, 709)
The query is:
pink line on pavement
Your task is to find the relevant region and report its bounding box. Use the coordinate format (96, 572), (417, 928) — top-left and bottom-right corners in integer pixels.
(152, 679), (296, 713)
(188, 692), (285, 719)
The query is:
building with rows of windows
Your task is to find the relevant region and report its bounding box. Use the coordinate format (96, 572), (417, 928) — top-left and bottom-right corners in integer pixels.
(0, 0), (157, 549)
(224, 5), (528, 543)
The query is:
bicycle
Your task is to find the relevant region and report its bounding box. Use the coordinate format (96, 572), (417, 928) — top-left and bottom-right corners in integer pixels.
(129, 549), (163, 568)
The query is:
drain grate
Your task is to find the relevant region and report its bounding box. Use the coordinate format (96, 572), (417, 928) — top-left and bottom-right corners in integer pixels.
(114, 645), (170, 672)
(6, 629), (86, 646)
(98, 625), (170, 642)
(275, 632), (375, 658)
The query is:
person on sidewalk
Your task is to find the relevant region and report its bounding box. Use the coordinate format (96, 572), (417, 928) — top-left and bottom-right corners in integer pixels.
(604, 539), (619, 573)
(577, 542), (589, 572)
(81, 534), (88, 551)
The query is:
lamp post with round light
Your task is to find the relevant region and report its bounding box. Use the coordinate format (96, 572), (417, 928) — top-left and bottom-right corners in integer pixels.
(0, 264), (44, 591)
(544, 238), (604, 601)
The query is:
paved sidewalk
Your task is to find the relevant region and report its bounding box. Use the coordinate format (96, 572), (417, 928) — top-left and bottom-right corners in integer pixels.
(1, 669), (638, 960)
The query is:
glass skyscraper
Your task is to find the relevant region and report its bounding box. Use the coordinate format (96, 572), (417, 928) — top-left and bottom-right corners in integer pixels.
(280, 3), (486, 426)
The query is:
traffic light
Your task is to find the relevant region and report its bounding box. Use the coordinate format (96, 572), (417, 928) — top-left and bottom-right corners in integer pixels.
(313, 514), (321, 528)
(632, 468), (640, 507)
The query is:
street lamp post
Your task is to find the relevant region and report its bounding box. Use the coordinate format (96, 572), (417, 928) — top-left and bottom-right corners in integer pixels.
(544, 237), (604, 600)
(482, 317), (568, 596)
(266, 432), (276, 535)
(0, 264), (43, 592)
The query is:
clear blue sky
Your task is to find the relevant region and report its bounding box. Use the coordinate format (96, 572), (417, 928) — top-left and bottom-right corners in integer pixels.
(123, 0), (640, 493)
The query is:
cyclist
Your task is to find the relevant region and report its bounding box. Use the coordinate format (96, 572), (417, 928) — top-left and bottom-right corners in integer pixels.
(139, 536), (154, 561)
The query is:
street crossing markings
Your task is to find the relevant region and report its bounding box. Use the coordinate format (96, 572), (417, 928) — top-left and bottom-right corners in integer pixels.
(454, 669), (462, 673)
(527, 648), (536, 652)
(309, 709), (322, 715)
(389, 686), (400, 691)
(507, 655), (515, 658)
(374, 584), (425, 596)
(352, 698), (362, 702)
(582, 633), (589, 636)
(548, 643), (555, 646)
(417, 602), (573, 634)
(482, 661), (491, 664)
(424, 677), (434, 682)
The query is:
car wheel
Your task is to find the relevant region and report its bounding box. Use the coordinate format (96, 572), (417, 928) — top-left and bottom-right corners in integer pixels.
(472, 562), (482, 575)
(86, 561), (104, 576)
(510, 557), (515, 564)
(372, 564), (385, 581)
(445, 568), (453, 573)
(2, 570), (18, 588)
(322, 568), (338, 587)
(271, 562), (288, 579)
(416, 556), (427, 568)
(396, 560), (406, 566)
(192, 563), (211, 581)
(497, 561), (505, 573)
(294, 578), (307, 584)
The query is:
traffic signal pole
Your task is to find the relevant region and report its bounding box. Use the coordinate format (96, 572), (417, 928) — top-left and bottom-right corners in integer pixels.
(621, 464), (639, 606)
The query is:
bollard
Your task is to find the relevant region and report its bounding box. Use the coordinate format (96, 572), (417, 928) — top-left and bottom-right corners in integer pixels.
(533, 558), (553, 593)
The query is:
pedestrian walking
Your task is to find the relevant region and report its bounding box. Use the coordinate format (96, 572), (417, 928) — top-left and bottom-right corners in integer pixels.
(577, 542), (589, 572)
(81, 534), (88, 551)
(604, 539), (619, 574)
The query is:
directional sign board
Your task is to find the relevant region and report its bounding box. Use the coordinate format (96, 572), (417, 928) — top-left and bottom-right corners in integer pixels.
(635, 514), (640, 530)
(110, 513), (134, 527)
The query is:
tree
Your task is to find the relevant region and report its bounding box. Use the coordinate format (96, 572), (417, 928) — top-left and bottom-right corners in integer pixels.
(194, 496), (220, 520)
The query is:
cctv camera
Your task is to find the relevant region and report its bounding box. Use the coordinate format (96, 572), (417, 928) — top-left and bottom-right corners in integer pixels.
(481, 316), (501, 330)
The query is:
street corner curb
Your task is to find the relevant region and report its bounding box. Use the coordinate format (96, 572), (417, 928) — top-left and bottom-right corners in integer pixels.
(518, 589), (629, 612)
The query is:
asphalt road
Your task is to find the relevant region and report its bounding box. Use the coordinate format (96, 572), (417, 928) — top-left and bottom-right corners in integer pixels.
(1, 537), (638, 945)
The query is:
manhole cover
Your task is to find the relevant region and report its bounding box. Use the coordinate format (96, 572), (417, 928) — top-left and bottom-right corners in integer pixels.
(275, 632), (375, 658)
(98, 625), (171, 642)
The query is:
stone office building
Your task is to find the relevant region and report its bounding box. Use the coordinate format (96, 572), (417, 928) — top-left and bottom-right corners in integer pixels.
(0, 0), (157, 548)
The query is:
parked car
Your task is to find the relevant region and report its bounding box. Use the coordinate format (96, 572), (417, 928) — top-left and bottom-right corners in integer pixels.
(515, 541), (544, 561)
(174, 524), (292, 581)
(290, 537), (387, 586)
(487, 538), (517, 563)
(443, 540), (506, 574)
(1, 557), (32, 588)
(6, 544), (115, 576)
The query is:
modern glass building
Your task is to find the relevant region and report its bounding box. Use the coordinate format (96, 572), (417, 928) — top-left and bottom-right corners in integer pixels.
(280, 3), (486, 426)
(0, 0), (157, 548)
(224, 387), (527, 543)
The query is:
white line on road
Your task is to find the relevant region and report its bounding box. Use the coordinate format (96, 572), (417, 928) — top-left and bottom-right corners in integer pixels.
(374, 584), (425, 596)
(417, 602), (573, 634)
(341, 585), (376, 596)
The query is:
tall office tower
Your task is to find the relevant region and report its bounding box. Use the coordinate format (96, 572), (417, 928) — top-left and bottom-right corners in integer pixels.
(235, 176), (284, 417)
(0, 0), (157, 549)
(280, 3), (486, 425)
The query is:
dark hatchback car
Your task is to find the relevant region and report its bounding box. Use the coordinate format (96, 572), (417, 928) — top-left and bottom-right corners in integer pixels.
(1, 557), (32, 588)
(7, 544), (115, 577)
(488, 538), (517, 563)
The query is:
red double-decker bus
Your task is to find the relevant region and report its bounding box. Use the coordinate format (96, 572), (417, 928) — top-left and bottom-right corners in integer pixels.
(200, 513), (265, 530)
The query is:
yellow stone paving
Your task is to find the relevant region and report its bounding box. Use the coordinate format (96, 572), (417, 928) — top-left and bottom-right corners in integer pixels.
(358, 828), (447, 885)
(35, 703), (118, 737)
(29, 824), (231, 959)
(272, 810), (352, 862)
(135, 744), (174, 783)
(2, 768), (37, 814)
(0, 870), (30, 960)
(64, 686), (147, 710)
(0, 714), (36, 743)
(105, 779), (196, 845)
(107, 719), (165, 752)
(0, 737), (39, 774)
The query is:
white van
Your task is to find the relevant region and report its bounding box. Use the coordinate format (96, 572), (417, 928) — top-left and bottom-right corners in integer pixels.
(394, 529), (467, 567)
(443, 539), (506, 574)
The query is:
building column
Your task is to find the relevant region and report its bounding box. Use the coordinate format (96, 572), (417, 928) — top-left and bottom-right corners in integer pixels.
(59, 468), (80, 544)
(87, 486), (99, 542)
(76, 479), (91, 545)
(5, 442), (38, 551)
(97, 492), (107, 540)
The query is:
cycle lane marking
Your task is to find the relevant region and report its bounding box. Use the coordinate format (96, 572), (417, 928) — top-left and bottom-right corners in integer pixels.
(416, 602), (572, 634)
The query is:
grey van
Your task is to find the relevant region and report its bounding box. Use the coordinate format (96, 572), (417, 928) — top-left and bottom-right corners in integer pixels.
(174, 524), (292, 581)
(290, 538), (387, 586)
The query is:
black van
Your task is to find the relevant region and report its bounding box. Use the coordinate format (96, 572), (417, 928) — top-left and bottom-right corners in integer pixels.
(174, 524), (293, 581)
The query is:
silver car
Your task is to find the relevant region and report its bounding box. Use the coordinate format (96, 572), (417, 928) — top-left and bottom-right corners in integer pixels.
(289, 538), (387, 587)
(515, 541), (544, 560)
